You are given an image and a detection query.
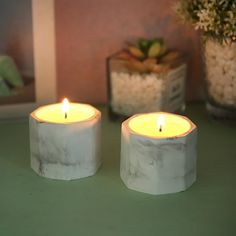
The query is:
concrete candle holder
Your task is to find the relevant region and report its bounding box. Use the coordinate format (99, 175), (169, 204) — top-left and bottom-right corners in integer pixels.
(120, 112), (197, 195)
(29, 103), (101, 180)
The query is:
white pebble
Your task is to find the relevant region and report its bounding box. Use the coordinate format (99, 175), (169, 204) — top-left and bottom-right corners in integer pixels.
(205, 40), (236, 107)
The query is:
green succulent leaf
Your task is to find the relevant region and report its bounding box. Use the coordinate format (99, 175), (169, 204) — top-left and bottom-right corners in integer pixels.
(148, 42), (162, 58)
(138, 38), (150, 52)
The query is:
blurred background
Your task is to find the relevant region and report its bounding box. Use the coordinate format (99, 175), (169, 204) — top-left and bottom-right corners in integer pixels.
(0, 0), (203, 104)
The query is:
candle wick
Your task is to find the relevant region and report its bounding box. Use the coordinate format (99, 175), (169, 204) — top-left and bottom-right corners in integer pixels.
(65, 112), (67, 119)
(159, 125), (162, 132)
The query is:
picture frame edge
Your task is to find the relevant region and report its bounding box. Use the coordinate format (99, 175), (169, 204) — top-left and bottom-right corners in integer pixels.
(0, 0), (57, 120)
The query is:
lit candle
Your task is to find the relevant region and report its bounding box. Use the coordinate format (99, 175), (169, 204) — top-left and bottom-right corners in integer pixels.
(157, 114), (164, 132)
(120, 112), (197, 195)
(128, 112), (192, 138)
(62, 98), (69, 119)
(29, 99), (101, 180)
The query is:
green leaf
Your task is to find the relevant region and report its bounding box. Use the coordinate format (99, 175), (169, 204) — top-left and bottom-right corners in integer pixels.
(138, 38), (153, 54)
(148, 42), (162, 58)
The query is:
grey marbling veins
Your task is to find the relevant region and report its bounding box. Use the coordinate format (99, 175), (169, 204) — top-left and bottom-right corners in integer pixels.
(120, 116), (197, 195)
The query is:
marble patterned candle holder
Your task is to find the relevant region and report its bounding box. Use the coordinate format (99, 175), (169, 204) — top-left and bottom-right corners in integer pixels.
(29, 104), (101, 180)
(120, 113), (197, 195)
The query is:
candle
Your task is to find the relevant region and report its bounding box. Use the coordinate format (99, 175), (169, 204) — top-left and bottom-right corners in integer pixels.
(34, 99), (96, 123)
(128, 113), (192, 138)
(62, 98), (69, 119)
(120, 112), (197, 195)
(29, 99), (101, 180)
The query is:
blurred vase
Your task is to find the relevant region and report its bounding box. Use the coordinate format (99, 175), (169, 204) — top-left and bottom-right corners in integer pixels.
(204, 39), (236, 119)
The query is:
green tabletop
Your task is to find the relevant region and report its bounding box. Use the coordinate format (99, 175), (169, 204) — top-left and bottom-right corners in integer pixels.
(0, 104), (235, 236)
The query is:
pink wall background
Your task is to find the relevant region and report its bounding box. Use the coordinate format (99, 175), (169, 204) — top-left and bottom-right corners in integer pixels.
(55, 0), (203, 104)
(0, 1), (203, 105)
(0, 0), (34, 77)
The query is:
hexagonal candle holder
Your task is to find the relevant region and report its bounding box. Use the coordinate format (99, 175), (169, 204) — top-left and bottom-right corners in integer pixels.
(120, 112), (197, 195)
(29, 99), (102, 180)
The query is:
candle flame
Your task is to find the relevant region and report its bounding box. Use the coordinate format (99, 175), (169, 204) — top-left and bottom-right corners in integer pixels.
(157, 114), (164, 132)
(62, 98), (70, 119)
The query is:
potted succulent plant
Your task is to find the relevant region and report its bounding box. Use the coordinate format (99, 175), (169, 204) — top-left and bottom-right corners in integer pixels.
(107, 38), (187, 118)
(175, 0), (236, 118)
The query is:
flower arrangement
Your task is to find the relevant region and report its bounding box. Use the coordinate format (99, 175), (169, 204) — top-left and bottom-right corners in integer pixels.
(175, 0), (236, 43)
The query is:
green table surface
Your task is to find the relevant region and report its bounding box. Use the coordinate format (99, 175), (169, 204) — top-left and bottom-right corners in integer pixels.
(0, 104), (235, 236)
